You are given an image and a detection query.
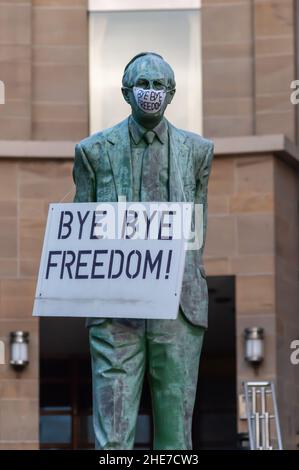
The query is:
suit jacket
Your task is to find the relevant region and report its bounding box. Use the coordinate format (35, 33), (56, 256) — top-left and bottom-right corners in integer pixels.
(73, 116), (214, 327)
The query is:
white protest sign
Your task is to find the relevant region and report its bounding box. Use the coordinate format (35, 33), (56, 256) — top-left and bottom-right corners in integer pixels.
(33, 202), (192, 320)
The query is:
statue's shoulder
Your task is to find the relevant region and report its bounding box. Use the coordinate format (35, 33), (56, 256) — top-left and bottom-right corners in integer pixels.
(78, 118), (129, 153)
(168, 121), (213, 153)
(185, 131), (213, 152)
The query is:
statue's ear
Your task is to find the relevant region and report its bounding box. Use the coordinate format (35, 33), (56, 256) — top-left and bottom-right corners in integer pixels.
(167, 88), (176, 104)
(121, 87), (131, 104)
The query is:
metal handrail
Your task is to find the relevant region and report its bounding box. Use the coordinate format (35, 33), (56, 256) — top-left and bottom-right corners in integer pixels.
(243, 381), (283, 450)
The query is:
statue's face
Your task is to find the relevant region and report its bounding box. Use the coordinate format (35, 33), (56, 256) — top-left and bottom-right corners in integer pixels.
(122, 57), (175, 127)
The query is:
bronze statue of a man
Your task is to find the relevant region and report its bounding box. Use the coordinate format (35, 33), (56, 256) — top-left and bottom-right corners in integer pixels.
(73, 52), (214, 450)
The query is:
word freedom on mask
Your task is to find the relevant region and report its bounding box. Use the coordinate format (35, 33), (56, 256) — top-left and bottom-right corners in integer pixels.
(133, 87), (166, 113)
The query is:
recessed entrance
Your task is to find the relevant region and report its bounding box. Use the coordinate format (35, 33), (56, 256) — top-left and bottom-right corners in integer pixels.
(39, 275), (236, 449)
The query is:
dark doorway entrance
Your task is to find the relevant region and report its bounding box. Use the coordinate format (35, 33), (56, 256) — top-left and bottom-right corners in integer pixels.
(193, 275), (237, 449)
(40, 318), (92, 449)
(39, 275), (236, 449)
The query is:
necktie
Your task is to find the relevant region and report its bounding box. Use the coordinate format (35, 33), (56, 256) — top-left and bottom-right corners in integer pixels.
(144, 130), (155, 145)
(140, 131), (161, 202)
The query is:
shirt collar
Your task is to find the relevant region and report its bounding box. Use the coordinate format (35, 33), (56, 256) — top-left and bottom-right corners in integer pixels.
(129, 115), (167, 145)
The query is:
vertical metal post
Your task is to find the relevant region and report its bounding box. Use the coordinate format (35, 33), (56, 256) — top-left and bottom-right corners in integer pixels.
(243, 381), (283, 450)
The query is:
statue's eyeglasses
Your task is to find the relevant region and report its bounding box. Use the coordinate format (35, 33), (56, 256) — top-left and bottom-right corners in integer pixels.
(123, 81), (175, 93)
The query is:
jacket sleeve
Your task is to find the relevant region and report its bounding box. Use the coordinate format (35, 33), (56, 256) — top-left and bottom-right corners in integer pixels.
(196, 140), (214, 254)
(73, 143), (96, 202)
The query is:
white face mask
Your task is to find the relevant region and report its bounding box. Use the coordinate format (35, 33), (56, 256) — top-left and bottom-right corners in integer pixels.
(133, 87), (166, 114)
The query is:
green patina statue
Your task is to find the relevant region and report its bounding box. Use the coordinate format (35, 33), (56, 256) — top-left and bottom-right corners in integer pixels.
(73, 52), (214, 450)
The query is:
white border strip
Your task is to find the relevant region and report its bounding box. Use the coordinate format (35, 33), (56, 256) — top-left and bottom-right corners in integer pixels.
(0, 141), (75, 158)
(88, 0), (201, 12)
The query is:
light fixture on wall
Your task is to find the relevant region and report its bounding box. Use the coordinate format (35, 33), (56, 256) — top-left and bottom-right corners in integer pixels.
(244, 327), (264, 365)
(10, 331), (29, 369)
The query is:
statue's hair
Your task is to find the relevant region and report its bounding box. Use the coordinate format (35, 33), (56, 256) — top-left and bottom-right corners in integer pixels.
(122, 52), (176, 90)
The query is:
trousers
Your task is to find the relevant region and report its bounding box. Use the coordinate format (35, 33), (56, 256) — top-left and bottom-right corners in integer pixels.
(89, 309), (205, 450)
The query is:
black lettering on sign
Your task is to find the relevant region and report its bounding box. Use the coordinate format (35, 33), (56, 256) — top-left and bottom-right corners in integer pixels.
(44, 248), (173, 281)
(90, 210), (107, 239)
(58, 211), (73, 239)
(77, 211), (90, 240)
(46, 251), (62, 279)
(122, 210), (138, 239)
(125, 250), (142, 279)
(142, 250), (163, 279)
(143, 210), (158, 239)
(165, 250), (173, 279)
(91, 249), (108, 279)
(75, 250), (92, 279)
(60, 250), (76, 279)
(108, 250), (124, 279)
(158, 211), (175, 240)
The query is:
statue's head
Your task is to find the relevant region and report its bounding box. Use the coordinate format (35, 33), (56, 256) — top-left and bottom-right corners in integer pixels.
(122, 52), (176, 128)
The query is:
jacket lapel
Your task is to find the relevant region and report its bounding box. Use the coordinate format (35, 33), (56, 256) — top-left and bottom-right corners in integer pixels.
(167, 121), (192, 202)
(106, 117), (133, 201)
(105, 117), (193, 203)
